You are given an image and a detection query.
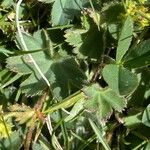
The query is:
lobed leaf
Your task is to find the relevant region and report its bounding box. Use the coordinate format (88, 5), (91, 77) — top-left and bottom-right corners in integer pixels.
(6, 30), (86, 98)
(83, 84), (126, 123)
(64, 15), (104, 59)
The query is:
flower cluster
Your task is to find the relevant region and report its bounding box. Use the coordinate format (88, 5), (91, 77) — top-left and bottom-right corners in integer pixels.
(125, 0), (150, 28)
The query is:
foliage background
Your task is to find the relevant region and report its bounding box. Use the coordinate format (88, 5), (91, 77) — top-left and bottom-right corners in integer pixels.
(0, 0), (150, 149)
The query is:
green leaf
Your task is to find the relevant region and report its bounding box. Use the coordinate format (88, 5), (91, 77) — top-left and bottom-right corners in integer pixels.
(108, 23), (120, 40)
(1, 0), (14, 8)
(124, 112), (142, 128)
(6, 30), (86, 98)
(128, 68), (149, 107)
(64, 28), (86, 48)
(116, 16), (133, 62)
(51, 0), (83, 26)
(83, 84), (126, 122)
(16, 30), (46, 51)
(0, 130), (23, 150)
(123, 39), (150, 68)
(46, 58), (87, 99)
(7, 54), (86, 98)
(102, 64), (138, 95)
(144, 142), (150, 150)
(101, 2), (125, 24)
(1, 74), (22, 89)
(64, 16), (104, 59)
(142, 104), (150, 127)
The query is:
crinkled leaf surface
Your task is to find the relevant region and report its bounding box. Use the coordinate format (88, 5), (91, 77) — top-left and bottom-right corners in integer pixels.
(83, 84), (126, 122)
(49, 58), (87, 99)
(51, 0), (84, 26)
(116, 16), (133, 62)
(102, 64), (138, 95)
(123, 39), (150, 68)
(142, 104), (150, 127)
(64, 28), (86, 48)
(64, 16), (104, 59)
(6, 30), (86, 98)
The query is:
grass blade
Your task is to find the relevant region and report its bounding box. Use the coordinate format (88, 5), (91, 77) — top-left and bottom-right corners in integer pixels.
(89, 119), (111, 150)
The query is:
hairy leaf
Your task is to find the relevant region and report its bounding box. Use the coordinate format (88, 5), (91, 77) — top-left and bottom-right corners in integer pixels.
(83, 84), (126, 123)
(64, 28), (86, 47)
(64, 15), (104, 59)
(16, 30), (46, 51)
(6, 30), (86, 98)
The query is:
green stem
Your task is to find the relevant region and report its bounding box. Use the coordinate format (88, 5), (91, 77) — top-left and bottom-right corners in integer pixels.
(46, 24), (74, 30)
(59, 110), (69, 150)
(44, 91), (84, 114)
(121, 0), (126, 10)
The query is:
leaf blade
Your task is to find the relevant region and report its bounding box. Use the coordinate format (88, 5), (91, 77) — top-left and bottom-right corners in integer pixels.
(102, 64), (138, 95)
(84, 84), (126, 123)
(51, 0), (83, 26)
(123, 39), (150, 68)
(116, 16), (133, 62)
(142, 104), (150, 127)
